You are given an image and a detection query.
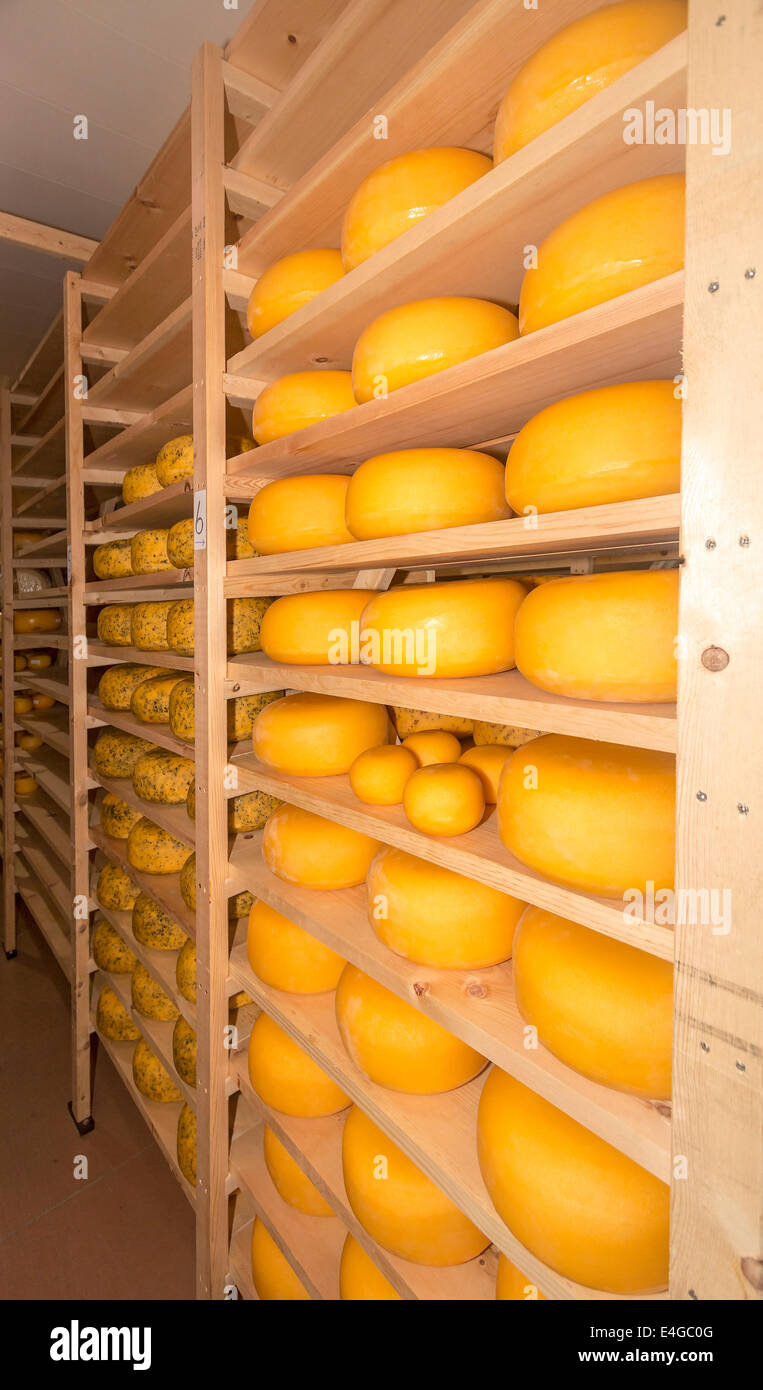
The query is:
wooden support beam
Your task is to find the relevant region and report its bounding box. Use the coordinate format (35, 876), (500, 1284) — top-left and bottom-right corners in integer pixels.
(0, 210), (98, 264)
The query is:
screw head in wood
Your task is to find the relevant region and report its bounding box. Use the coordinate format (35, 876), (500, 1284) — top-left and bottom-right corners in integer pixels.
(697, 791), (708, 801)
(744, 267), (756, 279)
(739, 535), (750, 546)
(737, 803), (750, 815)
(705, 538), (716, 549)
(701, 645), (730, 671)
(708, 280), (720, 292)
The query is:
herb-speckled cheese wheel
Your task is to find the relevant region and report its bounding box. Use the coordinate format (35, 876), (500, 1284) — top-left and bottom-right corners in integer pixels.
(495, 1255), (547, 1302)
(263, 1126), (333, 1217)
(247, 899), (345, 994)
(167, 596), (272, 657)
(230, 890), (254, 920)
(263, 804), (380, 890)
(229, 514), (256, 560)
(132, 892), (187, 951)
(93, 538), (134, 579)
(130, 672), (186, 724)
(166, 598), (194, 655)
(346, 448), (508, 539)
(343, 1105), (488, 1265)
(176, 938), (196, 1001)
(248, 1012), (349, 1117)
(97, 604), (136, 646)
(91, 918), (138, 973)
(132, 1037), (183, 1102)
(96, 984), (140, 1041)
(515, 569), (679, 703)
(93, 729), (155, 779)
(497, 734), (676, 897)
(360, 577), (526, 677)
(251, 1218), (310, 1301)
(131, 601), (174, 651)
(177, 1103), (196, 1185)
(260, 589), (374, 665)
(131, 528), (173, 575)
(155, 435), (193, 486)
(166, 519), (194, 570)
(518, 174), (685, 336)
(473, 721), (541, 748)
(96, 862), (141, 911)
(131, 961), (179, 1020)
(122, 461), (162, 504)
(336, 964), (485, 1094)
(253, 371), (355, 446)
(247, 248), (345, 338)
(168, 676), (195, 740)
(352, 297), (518, 404)
(340, 1234), (401, 1301)
(179, 855), (196, 912)
(127, 818), (192, 874)
(248, 474), (353, 555)
(173, 1016), (197, 1086)
(169, 679), (282, 745)
(228, 790), (282, 833)
(100, 793), (143, 840)
(132, 749), (195, 805)
(254, 693), (388, 777)
(97, 664), (167, 712)
(478, 1070), (669, 1292)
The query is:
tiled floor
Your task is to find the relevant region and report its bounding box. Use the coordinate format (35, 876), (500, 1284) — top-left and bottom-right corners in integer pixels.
(0, 902), (195, 1299)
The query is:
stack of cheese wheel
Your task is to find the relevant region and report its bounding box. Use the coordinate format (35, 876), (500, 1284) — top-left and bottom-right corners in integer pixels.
(164, 595), (271, 657)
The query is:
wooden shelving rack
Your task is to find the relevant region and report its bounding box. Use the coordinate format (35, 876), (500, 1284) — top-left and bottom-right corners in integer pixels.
(59, 0), (761, 1302)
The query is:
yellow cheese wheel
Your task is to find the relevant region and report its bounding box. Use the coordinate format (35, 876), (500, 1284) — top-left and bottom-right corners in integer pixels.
(253, 692), (389, 777)
(367, 847), (524, 969)
(24, 651), (52, 671)
(343, 1105), (488, 1265)
(506, 380), (681, 514)
(131, 961), (179, 1020)
(516, 569), (679, 703)
(30, 692), (56, 712)
(14, 773), (38, 796)
(122, 461), (162, 504)
(132, 892), (188, 951)
(519, 174), (685, 335)
(14, 608), (62, 634)
(478, 1070), (669, 1292)
(360, 577), (525, 677)
(177, 1104), (196, 1186)
(336, 965), (485, 1093)
(513, 905), (672, 1098)
(339, 1235), (401, 1301)
(131, 601), (174, 651)
(13, 531), (44, 554)
(353, 297), (518, 404)
(13, 695), (33, 715)
(16, 733), (43, 752)
(179, 855), (196, 912)
(349, 744), (417, 806)
(132, 1037), (183, 1102)
(132, 749), (195, 805)
(496, 1256), (547, 1302)
(155, 435), (193, 487)
(251, 1218), (310, 1301)
(403, 763), (485, 837)
(131, 528), (173, 575)
(100, 793), (142, 840)
(497, 734), (675, 897)
(97, 664), (167, 711)
(96, 984), (140, 1041)
(248, 1012), (349, 1117)
(346, 447), (508, 539)
(97, 861), (140, 911)
(263, 804), (380, 889)
(247, 899), (345, 994)
(458, 744), (512, 802)
(130, 672), (186, 723)
(401, 730), (461, 766)
(92, 729), (155, 779)
(127, 817), (191, 874)
(253, 371), (356, 445)
(93, 538), (134, 579)
(391, 707), (474, 738)
(172, 1016), (196, 1086)
(97, 604), (136, 646)
(248, 474), (354, 554)
(260, 589), (373, 665)
(12, 653), (28, 669)
(166, 598), (194, 655)
(247, 249), (345, 338)
(176, 938), (196, 1000)
(473, 720), (541, 748)
(263, 1126), (333, 1216)
(342, 147), (492, 272)
(166, 518), (194, 570)
(493, 0), (687, 161)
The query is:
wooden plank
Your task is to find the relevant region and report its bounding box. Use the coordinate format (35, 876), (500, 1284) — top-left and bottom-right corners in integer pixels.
(84, 573), (193, 602)
(87, 701), (192, 758)
(15, 860), (71, 978)
(83, 478), (193, 533)
(89, 767), (195, 849)
(85, 298), (192, 413)
(15, 366), (65, 441)
(15, 710), (70, 760)
(221, 60), (280, 124)
(90, 826), (195, 940)
(11, 312), (63, 397)
(224, 0), (349, 85)
(0, 210), (97, 264)
(85, 643), (194, 673)
(11, 416), (66, 481)
(1, 387), (17, 954)
(223, 167), (285, 221)
(82, 209), (193, 354)
(671, 0), (763, 1303)
(83, 385), (194, 474)
(16, 789), (71, 868)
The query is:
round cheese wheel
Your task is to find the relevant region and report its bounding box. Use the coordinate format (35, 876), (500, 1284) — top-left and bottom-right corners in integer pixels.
(515, 569), (678, 703)
(248, 1012), (349, 1117)
(346, 447), (508, 539)
(127, 818), (191, 874)
(401, 730), (461, 766)
(14, 608), (62, 634)
(14, 773), (38, 796)
(519, 173), (685, 335)
(122, 462), (161, 503)
(132, 1037), (182, 1102)
(343, 1105), (488, 1265)
(13, 695), (33, 715)
(92, 729), (155, 779)
(247, 899), (345, 993)
(132, 601), (174, 652)
(253, 371), (356, 445)
(130, 672), (186, 723)
(131, 961), (179, 1020)
(132, 892), (187, 950)
(97, 604), (135, 646)
(25, 651), (52, 671)
(367, 847), (524, 969)
(342, 147), (492, 272)
(251, 1218), (310, 1301)
(340, 1234), (401, 1301)
(352, 297), (519, 403)
(131, 528), (173, 575)
(478, 1069), (669, 1292)
(263, 1126), (333, 1216)
(132, 749), (195, 805)
(93, 538), (134, 579)
(96, 984), (140, 1041)
(30, 692), (56, 712)
(16, 733), (43, 753)
(166, 598), (194, 655)
(253, 692), (389, 777)
(336, 964), (485, 1093)
(177, 1104), (196, 1186)
(493, 0), (687, 161)
(513, 905), (672, 1098)
(391, 707), (474, 738)
(496, 1255), (547, 1301)
(155, 435), (193, 487)
(227, 790), (281, 833)
(403, 762), (485, 837)
(97, 861), (140, 911)
(473, 720), (539, 748)
(260, 589), (373, 665)
(166, 518), (194, 570)
(360, 577), (525, 677)
(179, 855), (196, 912)
(176, 938), (196, 1000)
(100, 793), (142, 840)
(248, 474), (353, 554)
(247, 249), (344, 338)
(349, 743), (417, 805)
(13, 531), (44, 554)
(97, 664), (166, 711)
(93, 917), (138, 974)
(458, 744), (512, 802)
(506, 380), (681, 514)
(263, 804), (380, 889)
(498, 734), (675, 897)
(172, 1016), (196, 1086)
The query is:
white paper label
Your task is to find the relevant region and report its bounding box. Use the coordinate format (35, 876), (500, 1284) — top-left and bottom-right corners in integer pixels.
(194, 490), (207, 550)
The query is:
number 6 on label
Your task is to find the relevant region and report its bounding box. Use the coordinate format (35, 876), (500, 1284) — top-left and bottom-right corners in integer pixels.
(194, 490), (207, 550)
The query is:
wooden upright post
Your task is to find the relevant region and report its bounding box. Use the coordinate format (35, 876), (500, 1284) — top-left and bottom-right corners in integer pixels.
(1, 387), (17, 956)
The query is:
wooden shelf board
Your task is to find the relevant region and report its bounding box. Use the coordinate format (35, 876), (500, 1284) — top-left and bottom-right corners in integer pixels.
(89, 826), (196, 940)
(16, 788), (72, 868)
(89, 767), (195, 850)
(82, 208), (192, 354)
(84, 478), (193, 534)
(15, 366), (65, 440)
(15, 709), (70, 758)
(14, 670), (70, 706)
(84, 572), (193, 603)
(87, 701), (192, 758)
(86, 300), (192, 413)
(13, 744), (71, 814)
(85, 644), (194, 673)
(12, 311), (63, 399)
(12, 588), (68, 605)
(15, 825), (72, 923)
(15, 858), (71, 978)
(82, 385), (194, 476)
(11, 530), (67, 560)
(13, 633), (68, 651)
(226, 1215), (258, 1300)
(94, 899), (195, 1029)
